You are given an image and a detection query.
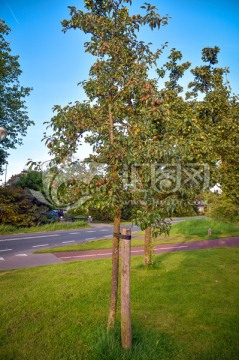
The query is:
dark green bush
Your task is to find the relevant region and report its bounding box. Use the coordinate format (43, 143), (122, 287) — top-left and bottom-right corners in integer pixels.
(0, 186), (49, 227)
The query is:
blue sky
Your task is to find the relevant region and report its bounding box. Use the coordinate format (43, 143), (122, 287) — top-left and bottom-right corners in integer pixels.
(0, 0), (239, 182)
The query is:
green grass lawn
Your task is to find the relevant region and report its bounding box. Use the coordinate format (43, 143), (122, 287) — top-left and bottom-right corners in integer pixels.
(35, 218), (239, 254)
(0, 247), (239, 359)
(0, 221), (89, 235)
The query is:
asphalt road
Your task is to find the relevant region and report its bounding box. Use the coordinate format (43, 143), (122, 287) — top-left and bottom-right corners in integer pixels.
(0, 223), (115, 256)
(0, 217), (201, 270)
(0, 223), (140, 269)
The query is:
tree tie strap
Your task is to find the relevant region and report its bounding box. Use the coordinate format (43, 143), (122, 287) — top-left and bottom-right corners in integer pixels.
(121, 234), (132, 240)
(113, 232), (121, 239)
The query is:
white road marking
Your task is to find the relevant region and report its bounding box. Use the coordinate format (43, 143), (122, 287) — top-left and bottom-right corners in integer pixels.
(0, 249), (12, 252)
(69, 233), (79, 235)
(99, 229), (109, 232)
(61, 251), (111, 260)
(0, 234), (59, 242)
(155, 245), (188, 250)
(103, 235), (112, 238)
(62, 241), (75, 244)
(59, 245), (189, 261)
(96, 252), (111, 256)
(32, 244), (49, 248)
(61, 254), (95, 259)
(87, 230), (96, 233)
(86, 237), (96, 240)
(15, 254), (28, 257)
(0, 257), (4, 260)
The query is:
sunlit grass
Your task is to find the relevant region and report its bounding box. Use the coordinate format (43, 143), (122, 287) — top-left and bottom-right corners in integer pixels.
(170, 217), (239, 241)
(0, 221), (89, 235)
(0, 247), (239, 359)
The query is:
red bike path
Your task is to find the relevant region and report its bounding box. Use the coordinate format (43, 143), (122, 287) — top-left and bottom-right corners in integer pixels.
(53, 236), (239, 262)
(1, 236), (239, 270)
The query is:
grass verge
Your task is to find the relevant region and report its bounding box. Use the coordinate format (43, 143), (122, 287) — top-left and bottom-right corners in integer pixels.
(0, 247), (239, 359)
(170, 217), (239, 240)
(35, 218), (239, 254)
(0, 221), (89, 235)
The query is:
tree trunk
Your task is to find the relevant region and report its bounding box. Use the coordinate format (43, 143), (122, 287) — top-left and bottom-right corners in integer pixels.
(107, 209), (121, 330)
(144, 226), (152, 266)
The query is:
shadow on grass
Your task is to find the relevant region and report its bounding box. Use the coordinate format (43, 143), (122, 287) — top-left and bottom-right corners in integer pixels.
(135, 252), (178, 271)
(91, 324), (180, 360)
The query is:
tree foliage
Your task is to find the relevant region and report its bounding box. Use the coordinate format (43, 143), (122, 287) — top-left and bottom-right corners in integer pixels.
(185, 46), (239, 203)
(0, 19), (33, 173)
(13, 170), (43, 192)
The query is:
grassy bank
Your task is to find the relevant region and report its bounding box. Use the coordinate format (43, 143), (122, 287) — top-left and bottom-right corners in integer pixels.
(170, 217), (239, 240)
(35, 218), (239, 254)
(0, 221), (89, 235)
(0, 247), (239, 359)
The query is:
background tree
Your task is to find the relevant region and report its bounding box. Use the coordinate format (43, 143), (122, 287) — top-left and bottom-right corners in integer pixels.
(130, 48), (193, 266)
(185, 46), (239, 207)
(204, 190), (239, 223)
(8, 170), (43, 191)
(0, 19), (33, 173)
(216, 96), (239, 205)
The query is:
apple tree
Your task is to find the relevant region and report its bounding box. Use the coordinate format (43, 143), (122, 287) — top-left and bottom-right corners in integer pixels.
(44, 0), (170, 330)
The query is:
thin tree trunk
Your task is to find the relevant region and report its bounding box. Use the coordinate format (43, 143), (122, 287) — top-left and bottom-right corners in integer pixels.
(108, 103), (114, 144)
(107, 102), (121, 330)
(144, 226), (152, 266)
(107, 209), (121, 330)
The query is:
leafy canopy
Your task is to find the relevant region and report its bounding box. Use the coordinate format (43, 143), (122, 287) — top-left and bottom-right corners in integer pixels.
(0, 19), (33, 173)
(43, 1), (239, 226)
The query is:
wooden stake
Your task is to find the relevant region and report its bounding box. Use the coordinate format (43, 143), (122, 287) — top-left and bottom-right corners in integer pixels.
(121, 227), (132, 349)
